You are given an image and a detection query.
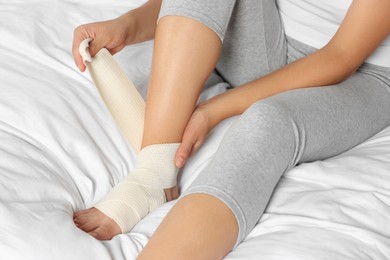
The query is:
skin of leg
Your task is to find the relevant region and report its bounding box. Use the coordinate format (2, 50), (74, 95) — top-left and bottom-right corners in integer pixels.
(142, 16), (221, 146)
(138, 194), (239, 260)
(74, 16), (222, 240)
(144, 15), (221, 208)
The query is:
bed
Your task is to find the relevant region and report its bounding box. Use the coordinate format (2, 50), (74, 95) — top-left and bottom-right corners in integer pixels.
(1, 1), (390, 259)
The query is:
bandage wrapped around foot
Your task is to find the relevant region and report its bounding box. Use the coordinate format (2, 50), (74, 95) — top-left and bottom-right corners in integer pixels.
(95, 143), (179, 233)
(79, 39), (180, 233)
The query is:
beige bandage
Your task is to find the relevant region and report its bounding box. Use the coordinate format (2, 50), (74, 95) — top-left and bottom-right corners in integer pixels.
(95, 143), (179, 232)
(81, 40), (145, 153)
(79, 39), (180, 233)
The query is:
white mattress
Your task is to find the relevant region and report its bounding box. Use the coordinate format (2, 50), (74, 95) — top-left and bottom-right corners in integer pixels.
(1, 1), (390, 259)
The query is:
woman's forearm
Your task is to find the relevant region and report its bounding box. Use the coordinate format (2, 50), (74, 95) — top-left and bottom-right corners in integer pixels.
(201, 0), (390, 130)
(201, 45), (357, 130)
(121, 0), (162, 44)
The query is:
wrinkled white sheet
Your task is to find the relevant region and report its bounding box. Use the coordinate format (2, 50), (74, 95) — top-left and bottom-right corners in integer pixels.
(1, 1), (390, 259)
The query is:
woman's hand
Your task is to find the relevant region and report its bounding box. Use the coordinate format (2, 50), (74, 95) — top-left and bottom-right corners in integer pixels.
(175, 106), (212, 168)
(72, 13), (136, 72)
(73, 1), (163, 72)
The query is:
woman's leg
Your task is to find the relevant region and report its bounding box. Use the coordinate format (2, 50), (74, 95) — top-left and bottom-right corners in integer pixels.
(141, 16), (221, 146)
(139, 0), (288, 258)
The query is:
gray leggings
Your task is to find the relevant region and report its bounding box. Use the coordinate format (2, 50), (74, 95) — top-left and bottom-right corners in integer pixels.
(159, 0), (390, 246)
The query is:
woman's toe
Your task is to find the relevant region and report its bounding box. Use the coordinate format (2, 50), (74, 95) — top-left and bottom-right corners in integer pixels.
(79, 220), (99, 232)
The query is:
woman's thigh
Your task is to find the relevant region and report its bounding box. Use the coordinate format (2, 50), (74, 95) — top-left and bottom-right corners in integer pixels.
(159, 0), (287, 88)
(217, 0), (287, 87)
(271, 72), (390, 163)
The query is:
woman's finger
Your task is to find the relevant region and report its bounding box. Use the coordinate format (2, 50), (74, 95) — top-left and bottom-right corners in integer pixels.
(109, 44), (126, 56)
(88, 39), (105, 57)
(175, 128), (197, 168)
(72, 28), (87, 72)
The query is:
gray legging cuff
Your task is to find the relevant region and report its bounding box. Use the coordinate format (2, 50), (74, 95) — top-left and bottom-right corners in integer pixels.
(158, 0), (236, 42)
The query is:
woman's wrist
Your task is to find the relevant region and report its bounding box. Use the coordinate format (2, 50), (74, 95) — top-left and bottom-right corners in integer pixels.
(198, 87), (249, 129)
(197, 100), (225, 132)
(121, 0), (162, 45)
(116, 12), (139, 45)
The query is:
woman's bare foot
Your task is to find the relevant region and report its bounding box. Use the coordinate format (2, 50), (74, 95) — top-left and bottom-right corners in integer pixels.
(73, 208), (121, 240)
(74, 186), (179, 240)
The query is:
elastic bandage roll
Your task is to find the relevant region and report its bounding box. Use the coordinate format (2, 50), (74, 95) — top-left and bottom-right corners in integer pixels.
(83, 44), (145, 153)
(79, 39), (180, 233)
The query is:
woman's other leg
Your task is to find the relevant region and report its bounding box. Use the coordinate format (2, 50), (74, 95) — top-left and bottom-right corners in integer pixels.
(74, 0), (235, 240)
(141, 67), (390, 259)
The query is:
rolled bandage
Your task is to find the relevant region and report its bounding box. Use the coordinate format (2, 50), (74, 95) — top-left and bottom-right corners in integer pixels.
(79, 39), (181, 233)
(79, 38), (145, 153)
(95, 143), (179, 233)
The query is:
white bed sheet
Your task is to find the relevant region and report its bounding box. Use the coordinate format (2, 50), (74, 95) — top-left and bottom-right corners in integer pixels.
(1, 1), (390, 259)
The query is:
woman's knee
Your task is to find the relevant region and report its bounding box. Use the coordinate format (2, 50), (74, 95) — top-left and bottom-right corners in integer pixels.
(239, 98), (302, 161)
(243, 97), (305, 167)
(242, 99), (295, 133)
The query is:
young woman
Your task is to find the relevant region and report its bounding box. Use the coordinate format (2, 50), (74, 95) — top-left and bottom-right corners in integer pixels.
(72, 0), (390, 258)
